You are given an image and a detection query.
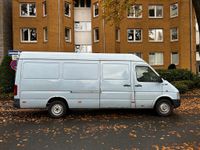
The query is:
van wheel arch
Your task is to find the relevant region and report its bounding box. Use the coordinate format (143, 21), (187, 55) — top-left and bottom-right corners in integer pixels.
(47, 97), (69, 118)
(154, 97), (174, 116)
(47, 97), (69, 109)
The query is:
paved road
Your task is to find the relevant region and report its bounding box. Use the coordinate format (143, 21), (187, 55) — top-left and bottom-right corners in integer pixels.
(0, 99), (200, 149)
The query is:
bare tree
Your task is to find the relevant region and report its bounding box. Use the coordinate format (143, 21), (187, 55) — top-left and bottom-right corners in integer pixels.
(101, 0), (200, 50)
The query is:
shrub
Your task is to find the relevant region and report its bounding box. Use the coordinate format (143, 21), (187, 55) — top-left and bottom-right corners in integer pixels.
(0, 56), (15, 93)
(168, 64), (176, 70)
(157, 69), (194, 82)
(172, 81), (189, 94)
(193, 75), (200, 88)
(157, 69), (200, 92)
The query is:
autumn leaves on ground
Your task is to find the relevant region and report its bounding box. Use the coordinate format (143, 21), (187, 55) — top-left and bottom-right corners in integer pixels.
(0, 90), (200, 149)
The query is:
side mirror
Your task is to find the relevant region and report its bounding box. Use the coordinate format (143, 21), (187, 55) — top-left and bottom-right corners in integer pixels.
(158, 77), (163, 83)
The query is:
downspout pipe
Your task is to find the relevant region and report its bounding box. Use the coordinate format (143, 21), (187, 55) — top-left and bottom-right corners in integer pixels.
(189, 0), (193, 72)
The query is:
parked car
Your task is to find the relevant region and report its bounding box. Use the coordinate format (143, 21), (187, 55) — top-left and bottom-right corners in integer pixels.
(14, 52), (180, 118)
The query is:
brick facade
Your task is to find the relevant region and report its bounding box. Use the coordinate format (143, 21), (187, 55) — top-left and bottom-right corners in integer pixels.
(13, 0), (196, 72)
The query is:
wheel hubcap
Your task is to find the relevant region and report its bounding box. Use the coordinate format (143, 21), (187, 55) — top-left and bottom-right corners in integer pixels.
(51, 104), (63, 116)
(159, 103), (170, 114)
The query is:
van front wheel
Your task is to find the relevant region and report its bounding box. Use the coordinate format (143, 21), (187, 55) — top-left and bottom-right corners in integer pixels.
(155, 99), (173, 116)
(48, 101), (67, 118)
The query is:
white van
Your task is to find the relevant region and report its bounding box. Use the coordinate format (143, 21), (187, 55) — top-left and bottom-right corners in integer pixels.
(14, 52), (180, 118)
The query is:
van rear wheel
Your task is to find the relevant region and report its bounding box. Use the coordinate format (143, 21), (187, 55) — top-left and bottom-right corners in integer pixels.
(48, 101), (67, 118)
(155, 99), (173, 116)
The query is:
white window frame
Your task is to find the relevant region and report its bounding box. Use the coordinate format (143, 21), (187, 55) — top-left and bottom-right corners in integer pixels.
(127, 29), (142, 42)
(94, 28), (99, 42)
(149, 52), (164, 66)
(20, 3), (36, 17)
(170, 27), (178, 42)
(20, 28), (37, 43)
(65, 28), (71, 42)
(149, 29), (163, 42)
(93, 2), (99, 18)
(148, 5), (163, 18)
(64, 2), (71, 17)
(75, 45), (92, 53)
(43, 27), (48, 42)
(171, 52), (179, 65)
(116, 28), (120, 42)
(43, 1), (47, 17)
(74, 21), (91, 32)
(170, 3), (178, 18)
(127, 5), (142, 18)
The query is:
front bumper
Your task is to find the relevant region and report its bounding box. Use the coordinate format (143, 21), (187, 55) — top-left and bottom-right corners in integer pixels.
(13, 98), (20, 108)
(172, 99), (181, 108)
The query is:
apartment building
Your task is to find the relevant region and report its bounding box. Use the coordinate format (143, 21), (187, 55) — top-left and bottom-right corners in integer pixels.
(13, 0), (196, 72)
(0, 0), (12, 63)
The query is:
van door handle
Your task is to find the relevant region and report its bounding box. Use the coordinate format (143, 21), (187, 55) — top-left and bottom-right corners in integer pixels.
(123, 84), (131, 87)
(135, 84), (142, 87)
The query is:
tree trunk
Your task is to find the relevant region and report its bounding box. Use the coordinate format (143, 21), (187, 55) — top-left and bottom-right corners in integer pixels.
(193, 0), (200, 52)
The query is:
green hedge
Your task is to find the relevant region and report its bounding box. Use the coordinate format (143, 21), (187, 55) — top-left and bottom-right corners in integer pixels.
(156, 69), (200, 93)
(156, 69), (194, 82)
(0, 56), (15, 93)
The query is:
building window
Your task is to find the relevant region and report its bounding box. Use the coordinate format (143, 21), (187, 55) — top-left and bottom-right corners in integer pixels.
(20, 3), (36, 17)
(93, 3), (99, 17)
(74, 22), (91, 31)
(86, 0), (91, 7)
(75, 45), (92, 53)
(127, 29), (142, 42)
(21, 28), (37, 42)
(170, 3), (178, 18)
(133, 52), (142, 58)
(65, 28), (71, 42)
(149, 5), (163, 18)
(171, 52), (179, 65)
(43, 1), (47, 16)
(74, 0), (91, 8)
(116, 28), (120, 42)
(64, 2), (71, 17)
(149, 52), (164, 65)
(43, 27), (48, 42)
(149, 29), (163, 42)
(128, 5), (142, 18)
(94, 28), (99, 42)
(170, 28), (178, 41)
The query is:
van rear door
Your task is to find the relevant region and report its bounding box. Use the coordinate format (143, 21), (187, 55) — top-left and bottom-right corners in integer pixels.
(100, 61), (133, 108)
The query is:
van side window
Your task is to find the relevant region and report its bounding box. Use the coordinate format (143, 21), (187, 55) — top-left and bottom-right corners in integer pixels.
(136, 66), (160, 82)
(23, 62), (59, 79)
(103, 64), (129, 80)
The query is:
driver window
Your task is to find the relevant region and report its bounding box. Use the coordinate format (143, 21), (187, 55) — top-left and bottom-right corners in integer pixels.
(136, 66), (160, 82)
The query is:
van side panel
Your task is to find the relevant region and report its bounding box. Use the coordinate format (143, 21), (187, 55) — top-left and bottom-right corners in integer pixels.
(61, 61), (100, 108)
(100, 61), (132, 108)
(20, 61), (61, 108)
(20, 60), (100, 109)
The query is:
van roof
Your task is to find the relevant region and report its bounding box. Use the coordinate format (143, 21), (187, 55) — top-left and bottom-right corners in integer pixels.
(20, 51), (144, 62)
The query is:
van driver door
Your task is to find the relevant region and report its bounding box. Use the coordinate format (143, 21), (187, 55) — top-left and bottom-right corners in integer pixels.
(133, 64), (163, 108)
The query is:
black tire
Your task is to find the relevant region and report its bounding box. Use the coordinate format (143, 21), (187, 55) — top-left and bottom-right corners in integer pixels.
(48, 101), (67, 118)
(155, 99), (173, 116)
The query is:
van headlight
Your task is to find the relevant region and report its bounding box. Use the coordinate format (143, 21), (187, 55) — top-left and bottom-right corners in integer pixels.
(177, 92), (180, 100)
